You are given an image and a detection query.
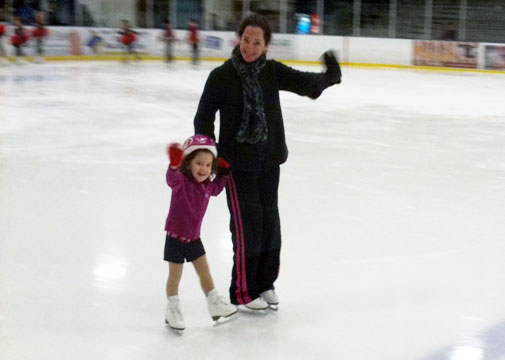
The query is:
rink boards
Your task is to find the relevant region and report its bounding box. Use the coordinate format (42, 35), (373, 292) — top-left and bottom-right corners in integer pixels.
(0, 25), (505, 73)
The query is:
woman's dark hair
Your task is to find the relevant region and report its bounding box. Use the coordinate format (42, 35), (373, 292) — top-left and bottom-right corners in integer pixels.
(179, 149), (218, 179)
(237, 13), (272, 46)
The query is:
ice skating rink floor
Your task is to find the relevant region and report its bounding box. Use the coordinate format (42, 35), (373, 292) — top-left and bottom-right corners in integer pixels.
(1, 60), (505, 360)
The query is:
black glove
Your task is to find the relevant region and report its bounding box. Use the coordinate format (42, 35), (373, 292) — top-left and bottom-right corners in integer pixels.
(310, 50), (342, 99)
(322, 50), (342, 85)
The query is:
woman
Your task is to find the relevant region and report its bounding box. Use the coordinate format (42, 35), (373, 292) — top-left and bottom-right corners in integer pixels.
(193, 13), (341, 310)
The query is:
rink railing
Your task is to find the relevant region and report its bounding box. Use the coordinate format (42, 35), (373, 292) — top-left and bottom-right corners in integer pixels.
(0, 26), (504, 73)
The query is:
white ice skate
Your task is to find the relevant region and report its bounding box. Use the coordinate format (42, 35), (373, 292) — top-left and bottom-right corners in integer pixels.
(261, 290), (279, 311)
(206, 289), (238, 325)
(165, 295), (185, 332)
(244, 297), (269, 311)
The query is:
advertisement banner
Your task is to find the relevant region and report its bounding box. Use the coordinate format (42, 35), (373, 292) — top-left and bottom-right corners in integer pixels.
(2, 26), (154, 56)
(484, 45), (505, 70)
(266, 36), (295, 60)
(413, 41), (478, 69)
(0, 25), (79, 56)
(80, 28), (150, 54)
(199, 34), (225, 58)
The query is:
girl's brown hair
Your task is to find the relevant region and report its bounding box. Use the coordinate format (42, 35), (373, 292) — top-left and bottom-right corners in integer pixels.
(179, 149), (219, 179)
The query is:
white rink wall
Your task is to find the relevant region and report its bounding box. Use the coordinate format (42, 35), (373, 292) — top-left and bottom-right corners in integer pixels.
(344, 36), (412, 65)
(0, 25), (503, 69)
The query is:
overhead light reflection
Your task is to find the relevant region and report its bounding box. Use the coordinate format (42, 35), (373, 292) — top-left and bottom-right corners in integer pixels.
(93, 255), (128, 288)
(449, 337), (484, 360)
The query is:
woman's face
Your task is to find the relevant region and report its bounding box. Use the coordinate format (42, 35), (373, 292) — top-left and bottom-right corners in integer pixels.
(239, 26), (269, 63)
(189, 151), (214, 182)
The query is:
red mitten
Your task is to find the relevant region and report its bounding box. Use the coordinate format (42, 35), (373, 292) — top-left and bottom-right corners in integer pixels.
(219, 157), (230, 168)
(217, 157), (231, 175)
(167, 143), (183, 168)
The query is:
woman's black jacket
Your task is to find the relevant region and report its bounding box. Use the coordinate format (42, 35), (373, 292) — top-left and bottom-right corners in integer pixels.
(194, 59), (330, 171)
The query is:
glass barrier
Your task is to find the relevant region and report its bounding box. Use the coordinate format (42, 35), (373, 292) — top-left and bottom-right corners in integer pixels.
(1, 0), (504, 43)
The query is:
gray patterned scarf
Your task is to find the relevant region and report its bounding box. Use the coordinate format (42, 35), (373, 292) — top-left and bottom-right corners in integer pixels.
(231, 46), (267, 144)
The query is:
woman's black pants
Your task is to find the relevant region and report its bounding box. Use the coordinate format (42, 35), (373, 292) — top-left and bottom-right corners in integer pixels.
(226, 166), (281, 305)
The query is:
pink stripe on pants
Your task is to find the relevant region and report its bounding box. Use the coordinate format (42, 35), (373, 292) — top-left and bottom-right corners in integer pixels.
(228, 174), (251, 304)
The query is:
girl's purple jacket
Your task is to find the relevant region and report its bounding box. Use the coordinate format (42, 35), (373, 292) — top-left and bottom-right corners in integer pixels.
(164, 167), (227, 241)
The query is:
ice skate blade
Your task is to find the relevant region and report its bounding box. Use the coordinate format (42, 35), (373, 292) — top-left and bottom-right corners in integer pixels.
(211, 308), (238, 322)
(238, 305), (269, 314)
(212, 311), (239, 326)
(165, 319), (185, 333)
(244, 304), (268, 311)
(242, 303), (268, 311)
(267, 304), (279, 311)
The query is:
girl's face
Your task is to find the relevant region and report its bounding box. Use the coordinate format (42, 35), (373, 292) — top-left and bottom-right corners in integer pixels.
(239, 26), (269, 63)
(189, 151), (214, 182)
(36, 12), (45, 24)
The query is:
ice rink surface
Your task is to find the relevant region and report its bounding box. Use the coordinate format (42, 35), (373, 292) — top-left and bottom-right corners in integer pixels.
(1, 60), (505, 360)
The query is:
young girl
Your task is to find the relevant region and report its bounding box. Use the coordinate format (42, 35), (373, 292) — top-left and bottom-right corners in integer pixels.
(118, 20), (140, 62)
(164, 134), (236, 331)
(87, 30), (104, 55)
(31, 11), (49, 63)
(160, 18), (176, 63)
(187, 19), (199, 65)
(10, 17), (29, 63)
(0, 23), (7, 62)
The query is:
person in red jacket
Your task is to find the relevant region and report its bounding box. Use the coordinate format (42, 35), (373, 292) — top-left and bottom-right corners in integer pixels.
(32, 11), (49, 63)
(160, 18), (176, 63)
(188, 19), (199, 64)
(118, 19), (140, 62)
(10, 17), (29, 63)
(0, 23), (7, 61)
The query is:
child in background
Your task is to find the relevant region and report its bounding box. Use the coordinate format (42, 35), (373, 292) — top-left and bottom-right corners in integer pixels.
(160, 18), (176, 63)
(31, 11), (49, 63)
(87, 30), (104, 55)
(187, 19), (199, 65)
(10, 17), (29, 63)
(118, 19), (140, 62)
(0, 23), (7, 63)
(164, 134), (237, 331)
